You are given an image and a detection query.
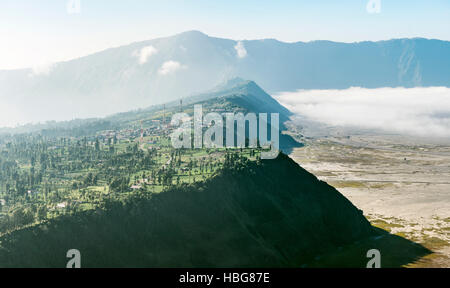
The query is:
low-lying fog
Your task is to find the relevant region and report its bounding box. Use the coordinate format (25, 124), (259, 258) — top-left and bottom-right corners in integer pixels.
(274, 87), (450, 140)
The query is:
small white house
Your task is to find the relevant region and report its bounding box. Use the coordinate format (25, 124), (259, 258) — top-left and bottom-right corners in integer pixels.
(56, 202), (68, 209)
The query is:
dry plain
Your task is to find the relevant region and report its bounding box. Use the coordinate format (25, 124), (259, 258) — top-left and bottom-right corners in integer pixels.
(288, 131), (450, 267)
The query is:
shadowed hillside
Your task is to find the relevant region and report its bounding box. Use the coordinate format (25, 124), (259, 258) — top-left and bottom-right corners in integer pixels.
(0, 153), (428, 267)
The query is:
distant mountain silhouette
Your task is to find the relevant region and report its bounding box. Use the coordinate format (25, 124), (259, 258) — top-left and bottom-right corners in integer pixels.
(0, 31), (449, 125)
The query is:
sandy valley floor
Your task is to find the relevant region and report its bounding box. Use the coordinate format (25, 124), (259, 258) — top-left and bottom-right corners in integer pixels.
(289, 133), (450, 267)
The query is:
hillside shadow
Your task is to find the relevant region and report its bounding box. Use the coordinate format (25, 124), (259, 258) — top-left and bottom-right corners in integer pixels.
(306, 227), (432, 268)
(280, 133), (304, 155)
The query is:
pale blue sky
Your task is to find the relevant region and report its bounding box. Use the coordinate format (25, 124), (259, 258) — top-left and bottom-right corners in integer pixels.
(1, 0), (449, 69)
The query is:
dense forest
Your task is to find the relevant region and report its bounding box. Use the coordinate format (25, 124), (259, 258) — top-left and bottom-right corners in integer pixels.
(0, 80), (300, 235)
(0, 131), (231, 234)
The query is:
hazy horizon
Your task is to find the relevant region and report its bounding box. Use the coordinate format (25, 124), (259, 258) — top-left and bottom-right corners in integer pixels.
(3, 85), (450, 137)
(1, 0), (449, 70)
(1, 30), (448, 72)
(2, 1), (450, 132)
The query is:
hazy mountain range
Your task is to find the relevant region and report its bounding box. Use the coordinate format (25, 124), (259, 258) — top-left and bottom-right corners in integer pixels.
(1, 30), (449, 126)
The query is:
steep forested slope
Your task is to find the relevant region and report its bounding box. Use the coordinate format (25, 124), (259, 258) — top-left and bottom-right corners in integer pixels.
(0, 153), (374, 267)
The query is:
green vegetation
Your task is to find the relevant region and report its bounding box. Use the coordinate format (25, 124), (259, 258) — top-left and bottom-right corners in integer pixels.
(0, 80), (429, 267)
(0, 80), (285, 236)
(0, 153), (379, 267)
(0, 128), (266, 235)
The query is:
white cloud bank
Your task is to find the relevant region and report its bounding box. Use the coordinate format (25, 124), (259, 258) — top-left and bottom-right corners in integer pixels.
(29, 61), (54, 76)
(234, 41), (247, 59)
(158, 60), (186, 75)
(274, 87), (450, 138)
(133, 45), (158, 65)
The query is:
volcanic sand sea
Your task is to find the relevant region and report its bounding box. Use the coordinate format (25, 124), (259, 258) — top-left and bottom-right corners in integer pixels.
(289, 134), (450, 267)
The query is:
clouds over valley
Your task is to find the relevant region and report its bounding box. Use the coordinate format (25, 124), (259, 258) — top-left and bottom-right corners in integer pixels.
(275, 87), (450, 139)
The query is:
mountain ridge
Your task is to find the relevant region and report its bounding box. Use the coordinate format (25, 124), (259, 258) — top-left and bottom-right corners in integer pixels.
(0, 79), (290, 134)
(1, 31), (449, 126)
